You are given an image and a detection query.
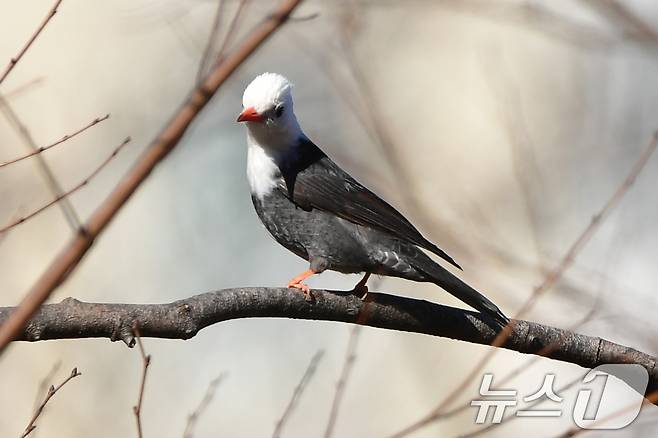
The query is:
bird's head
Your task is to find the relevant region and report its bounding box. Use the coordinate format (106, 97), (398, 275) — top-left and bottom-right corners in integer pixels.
(237, 73), (302, 149)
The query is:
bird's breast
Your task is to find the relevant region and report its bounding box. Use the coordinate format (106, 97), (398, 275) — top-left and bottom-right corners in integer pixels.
(246, 143), (282, 199)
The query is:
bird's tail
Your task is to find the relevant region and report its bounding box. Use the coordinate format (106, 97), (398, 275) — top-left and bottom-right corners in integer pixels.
(415, 257), (509, 327)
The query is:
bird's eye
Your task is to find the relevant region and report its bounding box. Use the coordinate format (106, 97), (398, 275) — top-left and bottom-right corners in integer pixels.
(274, 105), (284, 118)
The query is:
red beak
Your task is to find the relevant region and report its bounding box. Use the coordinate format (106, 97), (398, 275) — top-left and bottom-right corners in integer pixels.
(237, 106), (264, 123)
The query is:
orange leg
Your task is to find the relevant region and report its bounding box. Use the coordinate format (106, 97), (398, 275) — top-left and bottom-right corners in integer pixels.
(287, 269), (316, 299)
(351, 272), (371, 298)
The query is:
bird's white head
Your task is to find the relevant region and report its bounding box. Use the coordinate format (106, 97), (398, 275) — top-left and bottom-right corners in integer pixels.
(237, 73), (303, 151)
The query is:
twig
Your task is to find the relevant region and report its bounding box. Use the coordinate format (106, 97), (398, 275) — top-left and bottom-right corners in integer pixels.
(0, 114), (110, 168)
(0, 137), (131, 234)
(0, 0), (304, 357)
(323, 326), (361, 438)
(215, 0), (251, 63)
(183, 373), (225, 438)
(133, 326), (151, 438)
(31, 361), (62, 413)
(0, 0), (63, 86)
(0, 95), (81, 229)
(21, 367), (81, 438)
(272, 350), (324, 438)
(389, 131), (658, 437)
(196, 0), (225, 84)
(2, 288), (658, 401)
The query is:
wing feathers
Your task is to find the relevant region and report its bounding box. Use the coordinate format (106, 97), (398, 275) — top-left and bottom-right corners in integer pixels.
(279, 140), (461, 269)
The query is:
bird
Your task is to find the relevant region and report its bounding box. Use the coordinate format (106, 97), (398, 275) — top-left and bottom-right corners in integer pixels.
(236, 72), (509, 326)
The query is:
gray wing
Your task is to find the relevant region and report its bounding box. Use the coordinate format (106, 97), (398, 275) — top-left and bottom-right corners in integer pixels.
(278, 146), (461, 270)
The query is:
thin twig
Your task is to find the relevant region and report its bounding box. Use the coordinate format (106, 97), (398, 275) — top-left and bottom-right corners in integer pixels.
(324, 326), (361, 438)
(272, 350), (324, 438)
(0, 95), (81, 229)
(215, 0), (251, 63)
(21, 367), (81, 438)
(0, 0), (63, 86)
(183, 373), (225, 438)
(390, 132), (658, 437)
(31, 361), (62, 413)
(0, 114), (110, 168)
(0, 0), (304, 357)
(133, 326), (151, 438)
(196, 0), (225, 84)
(0, 137), (131, 234)
(29, 360), (62, 438)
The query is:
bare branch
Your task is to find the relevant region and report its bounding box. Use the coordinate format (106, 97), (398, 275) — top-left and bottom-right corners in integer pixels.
(2, 288), (658, 405)
(0, 0), (63, 86)
(197, 0), (225, 84)
(273, 351), (324, 438)
(216, 0), (251, 63)
(0, 114), (110, 168)
(21, 367), (81, 438)
(132, 326), (150, 438)
(183, 374), (225, 438)
(0, 137), (131, 234)
(0, 0), (304, 357)
(324, 326), (360, 438)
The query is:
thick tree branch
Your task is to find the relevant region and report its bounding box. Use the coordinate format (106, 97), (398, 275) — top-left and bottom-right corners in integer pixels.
(2, 287), (656, 403)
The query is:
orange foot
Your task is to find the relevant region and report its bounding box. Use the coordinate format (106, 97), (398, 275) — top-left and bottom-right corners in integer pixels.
(287, 269), (315, 301)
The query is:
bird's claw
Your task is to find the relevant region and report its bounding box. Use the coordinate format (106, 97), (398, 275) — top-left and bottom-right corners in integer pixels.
(288, 282), (313, 301)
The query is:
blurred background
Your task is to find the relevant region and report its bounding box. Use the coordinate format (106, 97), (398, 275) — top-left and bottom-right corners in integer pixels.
(1, 0), (658, 436)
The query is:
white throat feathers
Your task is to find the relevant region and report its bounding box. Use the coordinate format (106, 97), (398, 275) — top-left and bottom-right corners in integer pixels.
(241, 73), (306, 199)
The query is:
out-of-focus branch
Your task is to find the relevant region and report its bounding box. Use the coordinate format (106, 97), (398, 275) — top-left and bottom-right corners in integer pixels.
(0, 0), (304, 355)
(3, 77), (44, 100)
(0, 137), (131, 234)
(0, 114), (109, 168)
(2, 288), (658, 403)
(183, 373), (225, 438)
(0, 95), (81, 229)
(272, 351), (323, 438)
(216, 0), (251, 63)
(132, 327), (150, 438)
(196, 0), (225, 84)
(0, 0), (62, 86)
(29, 360), (62, 438)
(323, 326), (360, 438)
(21, 367), (81, 438)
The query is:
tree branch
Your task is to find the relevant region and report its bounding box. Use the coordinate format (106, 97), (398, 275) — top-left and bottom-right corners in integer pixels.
(2, 287), (657, 404)
(0, 0), (63, 86)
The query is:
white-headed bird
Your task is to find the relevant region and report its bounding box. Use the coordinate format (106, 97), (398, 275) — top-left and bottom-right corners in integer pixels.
(237, 72), (508, 326)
